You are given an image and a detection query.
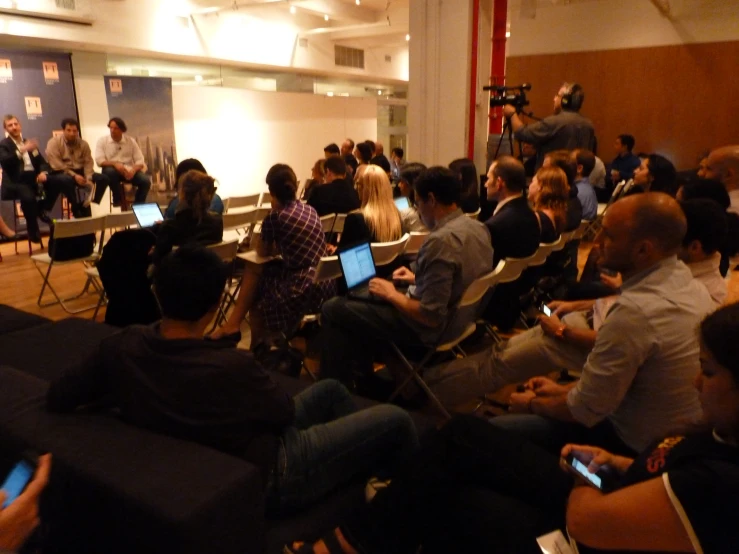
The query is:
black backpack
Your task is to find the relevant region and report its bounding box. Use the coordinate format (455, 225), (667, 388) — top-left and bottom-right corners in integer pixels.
(48, 205), (95, 262)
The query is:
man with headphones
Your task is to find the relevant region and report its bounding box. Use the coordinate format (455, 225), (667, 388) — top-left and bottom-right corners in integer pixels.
(503, 82), (596, 169)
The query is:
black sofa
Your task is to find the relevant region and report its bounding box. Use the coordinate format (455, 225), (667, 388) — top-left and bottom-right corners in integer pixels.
(0, 305), (435, 553)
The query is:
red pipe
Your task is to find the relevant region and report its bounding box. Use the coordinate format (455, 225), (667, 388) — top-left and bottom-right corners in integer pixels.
(490, 0), (508, 134)
(467, 0), (480, 159)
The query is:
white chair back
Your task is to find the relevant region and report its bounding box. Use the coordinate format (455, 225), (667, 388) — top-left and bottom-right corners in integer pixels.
(464, 208), (481, 220)
(550, 235), (566, 252)
(371, 234), (409, 267)
(222, 209), (259, 232)
(403, 231), (429, 255)
(320, 214), (337, 234)
(207, 239), (239, 262)
(527, 240), (558, 268)
(104, 211), (137, 230)
(314, 256), (342, 282)
(332, 213), (347, 234)
(52, 216), (106, 239)
(226, 194), (261, 211)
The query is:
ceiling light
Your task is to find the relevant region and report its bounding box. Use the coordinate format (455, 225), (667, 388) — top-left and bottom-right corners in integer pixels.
(356, 0), (361, 4)
(326, 91), (334, 97)
(324, 14), (329, 21)
(505, 31), (511, 38)
(377, 90), (382, 95)
(290, 5), (296, 14)
(405, 34), (410, 41)
(194, 75), (203, 82)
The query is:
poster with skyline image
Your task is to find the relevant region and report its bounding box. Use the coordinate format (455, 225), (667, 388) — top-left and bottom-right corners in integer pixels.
(103, 75), (178, 200)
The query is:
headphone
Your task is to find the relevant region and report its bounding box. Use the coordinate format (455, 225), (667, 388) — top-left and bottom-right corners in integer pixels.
(560, 82), (584, 112)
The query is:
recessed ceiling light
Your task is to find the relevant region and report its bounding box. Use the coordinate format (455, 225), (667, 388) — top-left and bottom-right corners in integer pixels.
(405, 34), (410, 41)
(356, 0), (361, 4)
(194, 75), (203, 82)
(290, 5), (296, 14)
(324, 14), (329, 21)
(326, 91), (334, 97)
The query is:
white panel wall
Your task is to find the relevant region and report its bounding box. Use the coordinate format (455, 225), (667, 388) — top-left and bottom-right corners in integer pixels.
(172, 86), (377, 199)
(508, 0), (739, 56)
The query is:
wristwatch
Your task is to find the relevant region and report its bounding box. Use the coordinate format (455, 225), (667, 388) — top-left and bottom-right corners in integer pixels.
(555, 324), (567, 340)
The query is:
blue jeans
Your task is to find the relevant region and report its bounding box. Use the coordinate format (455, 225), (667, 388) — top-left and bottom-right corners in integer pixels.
(266, 380), (419, 515)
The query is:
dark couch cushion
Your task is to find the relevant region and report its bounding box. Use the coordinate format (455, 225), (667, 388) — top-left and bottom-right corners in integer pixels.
(0, 366), (265, 554)
(0, 305), (50, 336)
(0, 318), (119, 381)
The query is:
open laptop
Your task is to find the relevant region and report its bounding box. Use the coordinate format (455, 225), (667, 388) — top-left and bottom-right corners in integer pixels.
(394, 196), (410, 210)
(132, 203), (164, 228)
(338, 242), (383, 302)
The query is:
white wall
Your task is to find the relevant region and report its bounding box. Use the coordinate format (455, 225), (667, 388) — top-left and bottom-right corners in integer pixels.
(508, 0), (739, 56)
(172, 86), (377, 198)
(73, 52), (377, 202)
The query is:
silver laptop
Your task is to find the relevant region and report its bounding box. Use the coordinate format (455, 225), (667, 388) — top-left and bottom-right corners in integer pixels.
(132, 203), (163, 228)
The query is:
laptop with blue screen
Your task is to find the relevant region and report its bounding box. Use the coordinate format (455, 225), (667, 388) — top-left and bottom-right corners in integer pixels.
(394, 196), (410, 210)
(132, 203), (164, 228)
(338, 242), (380, 301)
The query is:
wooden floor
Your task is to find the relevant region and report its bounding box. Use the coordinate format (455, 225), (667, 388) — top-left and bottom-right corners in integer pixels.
(2, 237), (738, 324)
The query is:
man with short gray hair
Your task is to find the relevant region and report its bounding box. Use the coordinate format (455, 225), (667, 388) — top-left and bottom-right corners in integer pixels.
(703, 145), (739, 214)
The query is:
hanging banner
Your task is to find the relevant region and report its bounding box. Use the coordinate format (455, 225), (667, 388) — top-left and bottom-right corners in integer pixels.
(103, 76), (178, 201)
(0, 50), (77, 231)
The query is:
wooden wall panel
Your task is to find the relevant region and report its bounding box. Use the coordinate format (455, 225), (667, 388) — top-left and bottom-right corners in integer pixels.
(505, 41), (739, 170)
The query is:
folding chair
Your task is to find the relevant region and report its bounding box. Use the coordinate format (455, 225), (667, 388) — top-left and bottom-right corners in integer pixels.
(31, 215), (106, 314)
(206, 239), (240, 329)
(224, 194), (261, 212)
(585, 180), (627, 241)
(332, 213), (347, 234)
(371, 234), (409, 267)
(479, 257), (533, 343)
(403, 231), (429, 257)
(387, 267), (501, 418)
(320, 213), (337, 234)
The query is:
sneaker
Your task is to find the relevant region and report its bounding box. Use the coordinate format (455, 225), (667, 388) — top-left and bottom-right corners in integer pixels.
(364, 477), (391, 503)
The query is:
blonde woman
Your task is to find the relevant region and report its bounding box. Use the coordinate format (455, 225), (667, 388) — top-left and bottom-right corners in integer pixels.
(528, 166), (569, 242)
(339, 165), (403, 248)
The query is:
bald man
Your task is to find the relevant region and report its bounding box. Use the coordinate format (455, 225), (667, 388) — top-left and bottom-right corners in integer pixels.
(704, 145), (739, 214)
(426, 193), (713, 455)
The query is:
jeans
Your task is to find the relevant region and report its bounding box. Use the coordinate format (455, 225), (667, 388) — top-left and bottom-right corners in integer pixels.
(320, 296), (424, 386)
(490, 413), (636, 456)
(265, 379), (419, 516)
(1, 173), (40, 236)
(341, 415), (573, 554)
(102, 167), (152, 205)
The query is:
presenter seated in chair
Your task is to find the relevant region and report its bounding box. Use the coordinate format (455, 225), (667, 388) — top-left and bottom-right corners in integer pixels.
(0, 114), (80, 243)
(94, 117), (151, 207)
(47, 245), (419, 516)
(45, 117), (110, 207)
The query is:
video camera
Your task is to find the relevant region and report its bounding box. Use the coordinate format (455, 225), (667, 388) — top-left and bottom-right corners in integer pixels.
(484, 83), (531, 111)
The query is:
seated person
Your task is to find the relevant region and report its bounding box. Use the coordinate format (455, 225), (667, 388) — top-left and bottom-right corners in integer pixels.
(45, 117), (110, 207)
(702, 144), (739, 214)
(211, 164), (334, 345)
(152, 170), (223, 265)
(396, 162), (428, 233)
(528, 166), (569, 242)
(352, 142), (374, 186)
(480, 156), (541, 331)
(629, 153), (678, 196)
(164, 159), (224, 219)
(95, 117), (151, 206)
(0, 453), (51, 552)
(288, 301), (739, 554)
(369, 154), (392, 181)
(338, 165), (403, 249)
(542, 150), (583, 232)
(426, 193), (713, 456)
(46, 246), (419, 516)
(609, 133), (641, 184)
(307, 156), (360, 217)
(570, 149), (598, 221)
(303, 158), (325, 202)
(320, 167), (493, 388)
(448, 158), (481, 215)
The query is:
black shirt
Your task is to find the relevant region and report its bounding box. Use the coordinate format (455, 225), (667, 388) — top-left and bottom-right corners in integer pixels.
(46, 325), (295, 480)
(306, 178), (361, 217)
(152, 208), (223, 265)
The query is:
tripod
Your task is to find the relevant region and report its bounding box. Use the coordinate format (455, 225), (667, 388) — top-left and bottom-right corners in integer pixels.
(492, 110), (541, 160)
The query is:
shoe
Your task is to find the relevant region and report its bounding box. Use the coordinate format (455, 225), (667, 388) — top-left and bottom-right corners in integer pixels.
(365, 477), (391, 502)
(38, 210), (53, 225)
(29, 231), (42, 244)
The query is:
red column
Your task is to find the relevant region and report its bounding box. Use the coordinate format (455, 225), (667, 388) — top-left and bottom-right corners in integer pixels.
(467, 0), (480, 159)
(489, 0), (508, 134)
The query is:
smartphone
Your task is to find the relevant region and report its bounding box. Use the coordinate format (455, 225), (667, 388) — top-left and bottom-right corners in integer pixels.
(1, 460), (35, 508)
(565, 454), (612, 491)
(539, 303), (552, 317)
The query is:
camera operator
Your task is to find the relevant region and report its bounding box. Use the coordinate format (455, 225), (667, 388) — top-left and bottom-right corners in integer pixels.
(503, 82), (595, 169)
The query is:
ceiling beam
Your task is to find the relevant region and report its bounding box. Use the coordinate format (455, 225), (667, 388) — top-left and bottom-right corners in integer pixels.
(190, 0), (381, 23)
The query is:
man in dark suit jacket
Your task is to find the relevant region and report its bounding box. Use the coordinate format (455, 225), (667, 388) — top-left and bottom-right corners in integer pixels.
(307, 156), (360, 217)
(482, 156), (541, 330)
(0, 115), (78, 242)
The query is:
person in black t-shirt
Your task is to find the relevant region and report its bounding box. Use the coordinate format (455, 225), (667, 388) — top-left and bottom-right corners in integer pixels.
(306, 156), (360, 217)
(286, 302), (739, 554)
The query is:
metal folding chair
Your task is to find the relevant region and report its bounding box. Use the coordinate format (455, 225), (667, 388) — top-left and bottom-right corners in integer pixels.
(371, 234), (409, 267)
(31, 215), (106, 314)
(224, 193), (261, 213)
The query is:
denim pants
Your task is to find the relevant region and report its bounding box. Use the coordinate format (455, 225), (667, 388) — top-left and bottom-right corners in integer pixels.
(265, 379), (419, 515)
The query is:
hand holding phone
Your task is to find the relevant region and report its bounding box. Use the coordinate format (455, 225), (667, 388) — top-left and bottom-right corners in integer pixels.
(0, 453), (51, 551)
(0, 461), (35, 509)
(539, 303), (552, 317)
(561, 446), (615, 492)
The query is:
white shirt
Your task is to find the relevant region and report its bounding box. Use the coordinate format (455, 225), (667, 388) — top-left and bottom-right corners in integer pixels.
(12, 137), (33, 171)
(94, 135), (147, 172)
